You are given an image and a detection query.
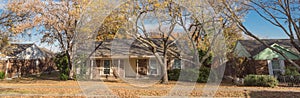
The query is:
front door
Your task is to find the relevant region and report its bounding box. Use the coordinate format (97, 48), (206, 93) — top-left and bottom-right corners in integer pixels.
(104, 60), (111, 75)
(137, 59), (148, 75)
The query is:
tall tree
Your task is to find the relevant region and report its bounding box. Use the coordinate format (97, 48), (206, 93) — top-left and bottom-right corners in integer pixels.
(219, 0), (300, 69)
(86, 0), (246, 83)
(108, 0), (242, 83)
(6, 0), (90, 79)
(0, 1), (35, 55)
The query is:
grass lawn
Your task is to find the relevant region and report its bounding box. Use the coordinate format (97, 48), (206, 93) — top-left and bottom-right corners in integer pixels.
(0, 77), (300, 98)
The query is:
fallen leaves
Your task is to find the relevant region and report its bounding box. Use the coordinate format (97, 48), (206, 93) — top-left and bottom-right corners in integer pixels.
(0, 79), (300, 97)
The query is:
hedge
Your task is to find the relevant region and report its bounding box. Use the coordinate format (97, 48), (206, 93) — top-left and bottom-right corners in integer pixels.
(0, 71), (4, 79)
(168, 67), (211, 83)
(59, 73), (69, 81)
(244, 75), (278, 87)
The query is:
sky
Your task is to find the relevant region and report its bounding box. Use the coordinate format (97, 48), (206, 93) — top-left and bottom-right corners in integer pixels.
(0, 1), (291, 53)
(243, 11), (289, 39)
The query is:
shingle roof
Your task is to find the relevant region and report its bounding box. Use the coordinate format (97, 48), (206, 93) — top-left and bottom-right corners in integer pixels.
(6, 43), (34, 56)
(238, 39), (300, 56)
(40, 48), (55, 58)
(3, 43), (54, 59)
(93, 39), (185, 57)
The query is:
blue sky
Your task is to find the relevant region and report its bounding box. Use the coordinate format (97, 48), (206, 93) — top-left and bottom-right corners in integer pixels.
(243, 11), (289, 39)
(1, 1), (291, 52)
(11, 10), (291, 53)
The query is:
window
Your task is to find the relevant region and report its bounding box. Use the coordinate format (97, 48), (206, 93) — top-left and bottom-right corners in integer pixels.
(149, 59), (158, 75)
(172, 59), (181, 69)
(272, 60), (280, 69)
(96, 60), (101, 67)
(272, 60), (282, 77)
(268, 59), (284, 77)
(104, 60), (110, 74)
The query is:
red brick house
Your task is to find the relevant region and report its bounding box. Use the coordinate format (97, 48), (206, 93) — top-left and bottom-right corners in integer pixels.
(0, 43), (55, 79)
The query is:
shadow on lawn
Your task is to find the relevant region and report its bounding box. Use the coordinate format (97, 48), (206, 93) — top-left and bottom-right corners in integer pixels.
(24, 71), (123, 82)
(0, 88), (30, 94)
(249, 90), (300, 98)
(26, 70), (61, 81)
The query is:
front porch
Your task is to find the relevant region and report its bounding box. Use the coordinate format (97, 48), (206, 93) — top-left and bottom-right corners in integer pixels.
(89, 57), (161, 80)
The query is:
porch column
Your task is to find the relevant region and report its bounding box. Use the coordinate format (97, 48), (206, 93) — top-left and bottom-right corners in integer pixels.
(36, 59), (40, 74)
(267, 60), (273, 76)
(146, 59), (149, 75)
(90, 59), (94, 79)
(136, 59), (139, 78)
(5, 59), (9, 79)
(118, 59), (120, 76)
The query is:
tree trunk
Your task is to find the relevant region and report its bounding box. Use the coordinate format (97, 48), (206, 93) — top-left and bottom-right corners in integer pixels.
(161, 56), (168, 84)
(66, 50), (73, 79)
(153, 52), (168, 84)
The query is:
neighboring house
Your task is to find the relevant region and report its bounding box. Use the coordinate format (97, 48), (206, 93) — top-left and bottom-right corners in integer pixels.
(87, 39), (191, 79)
(232, 39), (300, 77)
(0, 43), (56, 78)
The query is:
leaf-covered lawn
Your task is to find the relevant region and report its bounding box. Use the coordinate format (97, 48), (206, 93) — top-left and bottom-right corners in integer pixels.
(0, 79), (300, 98)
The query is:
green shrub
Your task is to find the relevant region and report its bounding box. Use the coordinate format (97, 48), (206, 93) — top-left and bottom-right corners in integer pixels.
(285, 66), (300, 76)
(55, 53), (70, 80)
(59, 73), (69, 81)
(244, 75), (278, 87)
(168, 69), (181, 81)
(168, 67), (210, 83)
(0, 71), (5, 79)
(197, 67), (210, 83)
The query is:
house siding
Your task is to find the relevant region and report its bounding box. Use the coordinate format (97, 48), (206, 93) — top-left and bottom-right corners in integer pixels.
(5, 59), (55, 78)
(254, 60), (269, 75)
(226, 58), (269, 77)
(243, 60), (269, 76)
(0, 61), (6, 72)
(284, 60), (300, 69)
(0, 43), (55, 78)
(125, 58), (137, 77)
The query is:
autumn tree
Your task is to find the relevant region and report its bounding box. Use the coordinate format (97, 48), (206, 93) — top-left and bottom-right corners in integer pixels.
(0, 34), (9, 54)
(83, 0), (246, 84)
(90, 0), (199, 83)
(0, 1), (36, 53)
(6, 0), (91, 79)
(219, 0), (300, 69)
(105, 0), (235, 83)
(96, 2), (131, 41)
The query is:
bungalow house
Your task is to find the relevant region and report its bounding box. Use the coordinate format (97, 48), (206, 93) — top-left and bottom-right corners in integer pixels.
(88, 39), (191, 79)
(232, 39), (300, 77)
(0, 43), (55, 78)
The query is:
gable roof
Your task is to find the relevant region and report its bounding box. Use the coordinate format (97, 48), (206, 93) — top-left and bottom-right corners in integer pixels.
(40, 48), (55, 58)
(2, 43), (54, 59)
(237, 39), (300, 57)
(93, 39), (186, 58)
(6, 43), (35, 57)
